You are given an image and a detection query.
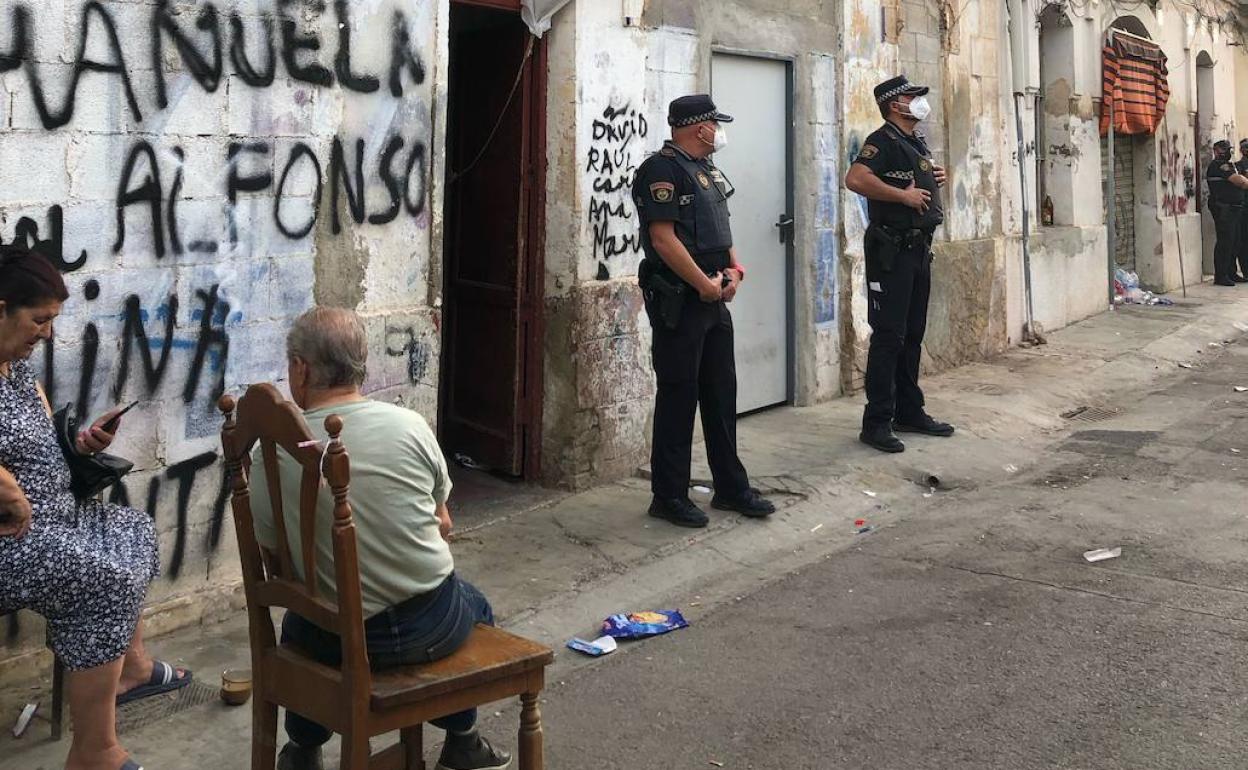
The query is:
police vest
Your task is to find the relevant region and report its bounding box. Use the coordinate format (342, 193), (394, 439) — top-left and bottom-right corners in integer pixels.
(873, 124), (945, 232)
(1208, 160), (1242, 205)
(660, 149), (735, 259)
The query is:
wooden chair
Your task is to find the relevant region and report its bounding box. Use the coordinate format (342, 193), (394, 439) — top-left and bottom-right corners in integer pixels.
(217, 385), (554, 770)
(1, 610), (65, 740)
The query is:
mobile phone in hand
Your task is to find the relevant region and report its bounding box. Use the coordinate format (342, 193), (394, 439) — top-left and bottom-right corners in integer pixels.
(101, 400), (140, 433)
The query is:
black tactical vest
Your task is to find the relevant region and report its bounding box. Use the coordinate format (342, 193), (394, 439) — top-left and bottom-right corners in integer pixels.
(874, 124), (945, 232)
(660, 148), (735, 260)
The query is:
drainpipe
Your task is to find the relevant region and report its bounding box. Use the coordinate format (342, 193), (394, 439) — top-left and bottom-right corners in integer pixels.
(1012, 91), (1041, 344)
(1006, 0), (1042, 344)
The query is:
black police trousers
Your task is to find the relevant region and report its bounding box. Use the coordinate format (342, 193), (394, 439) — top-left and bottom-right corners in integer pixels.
(863, 232), (932, 430)
(1212, 203), (1242, 283)
(1236, 204), (1248, 279)
(645, 296), (750, 501)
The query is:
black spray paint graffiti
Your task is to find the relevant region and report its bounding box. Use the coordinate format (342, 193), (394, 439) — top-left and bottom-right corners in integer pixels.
(0, 0), (427, 131)
(41, 280), (231, 423)
(0, 206), (88, 272)
(385, 326), (432, 384)
(106, 137), (428, 263)
(586, 102), (648, 280)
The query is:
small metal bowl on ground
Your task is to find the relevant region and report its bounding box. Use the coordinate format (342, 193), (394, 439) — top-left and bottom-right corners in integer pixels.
(220, 669), (253, 706)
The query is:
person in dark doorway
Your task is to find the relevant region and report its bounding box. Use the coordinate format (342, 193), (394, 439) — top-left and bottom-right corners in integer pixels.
(630, 94), (776, 528)
(1233, 139), (1248, 283)
(1206, 140), (1248, 287)
(845, 75), (954, 454)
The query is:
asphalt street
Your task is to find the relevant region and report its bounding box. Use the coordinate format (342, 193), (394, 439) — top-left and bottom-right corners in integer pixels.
(537, 336), (1248, 770)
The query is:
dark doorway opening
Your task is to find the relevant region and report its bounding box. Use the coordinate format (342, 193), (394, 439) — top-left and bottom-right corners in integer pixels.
(440, 0), (546, 487)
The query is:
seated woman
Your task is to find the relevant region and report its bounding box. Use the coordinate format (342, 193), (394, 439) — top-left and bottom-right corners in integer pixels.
(0, 245), (191, 770)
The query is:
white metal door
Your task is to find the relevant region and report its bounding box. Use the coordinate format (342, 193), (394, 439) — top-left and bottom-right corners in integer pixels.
(712, 54), (790, 413)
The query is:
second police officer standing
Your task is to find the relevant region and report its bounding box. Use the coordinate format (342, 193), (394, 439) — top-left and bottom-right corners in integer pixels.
(1206, 139), (1248, 287)
(630, 95), (775, 528)
(1233, 139), (1248, 283)
(845, 76), (955, 454)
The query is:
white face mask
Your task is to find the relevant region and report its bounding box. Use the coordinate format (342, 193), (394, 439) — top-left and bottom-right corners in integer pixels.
(903, 96), (932, 122)
(700, 124), (729, 152)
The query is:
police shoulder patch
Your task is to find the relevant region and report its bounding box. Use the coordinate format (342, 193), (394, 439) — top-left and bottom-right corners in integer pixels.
(858, 144), (879, 160)
(650, 181), (675, 203)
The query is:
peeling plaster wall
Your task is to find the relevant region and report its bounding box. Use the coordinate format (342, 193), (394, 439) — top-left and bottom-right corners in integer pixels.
(0, 0), (444, 671)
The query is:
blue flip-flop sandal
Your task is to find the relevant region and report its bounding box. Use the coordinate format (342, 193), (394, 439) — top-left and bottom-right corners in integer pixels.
(116, 660), (192, 706)
(121, 760), (144, 770)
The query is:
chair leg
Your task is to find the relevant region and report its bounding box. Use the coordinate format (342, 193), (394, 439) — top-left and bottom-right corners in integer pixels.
(50, 657), (64, 741)
(252, 698), (279, 770)
(341, 731), (371, 770)
(518, 693), (544, 770)
(400, 725), (425, 770)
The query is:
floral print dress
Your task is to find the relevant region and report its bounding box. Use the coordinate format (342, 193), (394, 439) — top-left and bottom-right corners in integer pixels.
(0, 359), (159, 670)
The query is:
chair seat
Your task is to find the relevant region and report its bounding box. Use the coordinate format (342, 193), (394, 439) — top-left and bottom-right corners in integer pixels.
(271, 624), (553, 715)
(369, 625), (554, 710)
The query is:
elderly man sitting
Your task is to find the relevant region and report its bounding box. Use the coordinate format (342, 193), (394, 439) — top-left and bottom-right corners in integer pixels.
(250, 307), (511, 770)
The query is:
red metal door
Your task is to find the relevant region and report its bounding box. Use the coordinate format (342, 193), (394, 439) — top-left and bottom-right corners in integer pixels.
(441, 3), (543, 477)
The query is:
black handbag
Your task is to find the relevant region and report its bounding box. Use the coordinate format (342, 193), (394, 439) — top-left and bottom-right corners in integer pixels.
(51, 405), (134, 500)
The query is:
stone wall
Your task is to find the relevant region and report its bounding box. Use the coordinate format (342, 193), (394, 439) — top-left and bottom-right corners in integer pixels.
(0, 0), (441, 672)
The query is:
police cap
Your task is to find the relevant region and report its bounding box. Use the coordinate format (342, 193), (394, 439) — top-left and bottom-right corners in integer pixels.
(874, 75), (929, 104)
(668, 94), (734, 127)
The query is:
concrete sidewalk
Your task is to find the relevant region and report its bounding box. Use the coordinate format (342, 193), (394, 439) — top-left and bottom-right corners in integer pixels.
(4, 283), (1247, 770)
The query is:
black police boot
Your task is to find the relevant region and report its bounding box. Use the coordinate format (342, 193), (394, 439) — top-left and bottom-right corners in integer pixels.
(859, 425), (905, 453)
(1215, 278), (1237, 287)
(711, 487), (776, 518)
(648, 497), (710, 528)
(1234, 275), (1248, 283)
(277, 743), (325, 770)
(893, 413), (955, 437)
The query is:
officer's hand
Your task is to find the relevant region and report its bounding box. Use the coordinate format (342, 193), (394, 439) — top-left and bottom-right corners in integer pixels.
(933, 164), (947, 187)
(723, 269), (742, 302)
(699, 274), (724, 303)
(901, 182), (931, 213)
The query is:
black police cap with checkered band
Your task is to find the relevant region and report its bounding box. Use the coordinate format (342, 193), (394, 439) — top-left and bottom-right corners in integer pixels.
(874, 75), (929, 104)
(668, 94), (734, 127)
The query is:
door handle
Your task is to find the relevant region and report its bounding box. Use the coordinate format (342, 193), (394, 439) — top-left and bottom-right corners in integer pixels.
(775, 215), (795, 244)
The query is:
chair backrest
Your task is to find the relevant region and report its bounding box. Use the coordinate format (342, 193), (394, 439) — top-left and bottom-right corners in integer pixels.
(218, 385), (372, 693)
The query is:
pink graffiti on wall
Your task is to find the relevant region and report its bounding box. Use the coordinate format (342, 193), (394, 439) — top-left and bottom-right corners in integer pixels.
(1159, 133), (1195, 215)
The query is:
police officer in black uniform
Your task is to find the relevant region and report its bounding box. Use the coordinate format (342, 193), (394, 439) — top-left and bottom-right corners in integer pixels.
(1233, 139), (1248, 283)
(1206, 139), (1248, 287)
(631, 94), (775, 528)
(845, 76), (954, 454)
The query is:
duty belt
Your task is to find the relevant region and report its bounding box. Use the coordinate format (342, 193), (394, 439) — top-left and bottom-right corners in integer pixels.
(874, 223), (931, 247)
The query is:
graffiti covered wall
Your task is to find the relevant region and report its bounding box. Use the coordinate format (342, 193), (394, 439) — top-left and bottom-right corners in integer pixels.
(0, 0), (440, 666)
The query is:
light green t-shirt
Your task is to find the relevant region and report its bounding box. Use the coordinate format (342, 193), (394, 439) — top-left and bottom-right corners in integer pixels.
(249, 400), (455, 618)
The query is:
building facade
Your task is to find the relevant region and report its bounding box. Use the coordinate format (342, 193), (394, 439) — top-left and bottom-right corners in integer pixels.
(1, 0), (1244, 671)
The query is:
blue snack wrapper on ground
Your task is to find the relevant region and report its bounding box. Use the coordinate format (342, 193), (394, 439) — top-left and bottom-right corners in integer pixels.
(601, 610), (689, 639)
(566, 637), (615, 656)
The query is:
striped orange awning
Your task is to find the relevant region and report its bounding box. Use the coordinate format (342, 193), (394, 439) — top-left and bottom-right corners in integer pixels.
(1100, 32), (1169, 136)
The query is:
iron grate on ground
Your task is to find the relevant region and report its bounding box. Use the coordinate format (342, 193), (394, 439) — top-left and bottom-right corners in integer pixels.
(1061, 406), (1122, 422)
(114, 681), (220, 735)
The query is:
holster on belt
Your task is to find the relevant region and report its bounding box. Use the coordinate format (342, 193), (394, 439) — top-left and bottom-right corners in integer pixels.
(866, 224), (905, 273)
(642, 271), (687, 331)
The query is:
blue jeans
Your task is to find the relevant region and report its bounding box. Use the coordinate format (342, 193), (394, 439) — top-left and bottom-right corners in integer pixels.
(281, 573), (495, 747)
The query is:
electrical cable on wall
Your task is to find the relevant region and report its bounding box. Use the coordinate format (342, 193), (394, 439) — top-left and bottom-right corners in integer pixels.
(448, 35), (536, 187)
